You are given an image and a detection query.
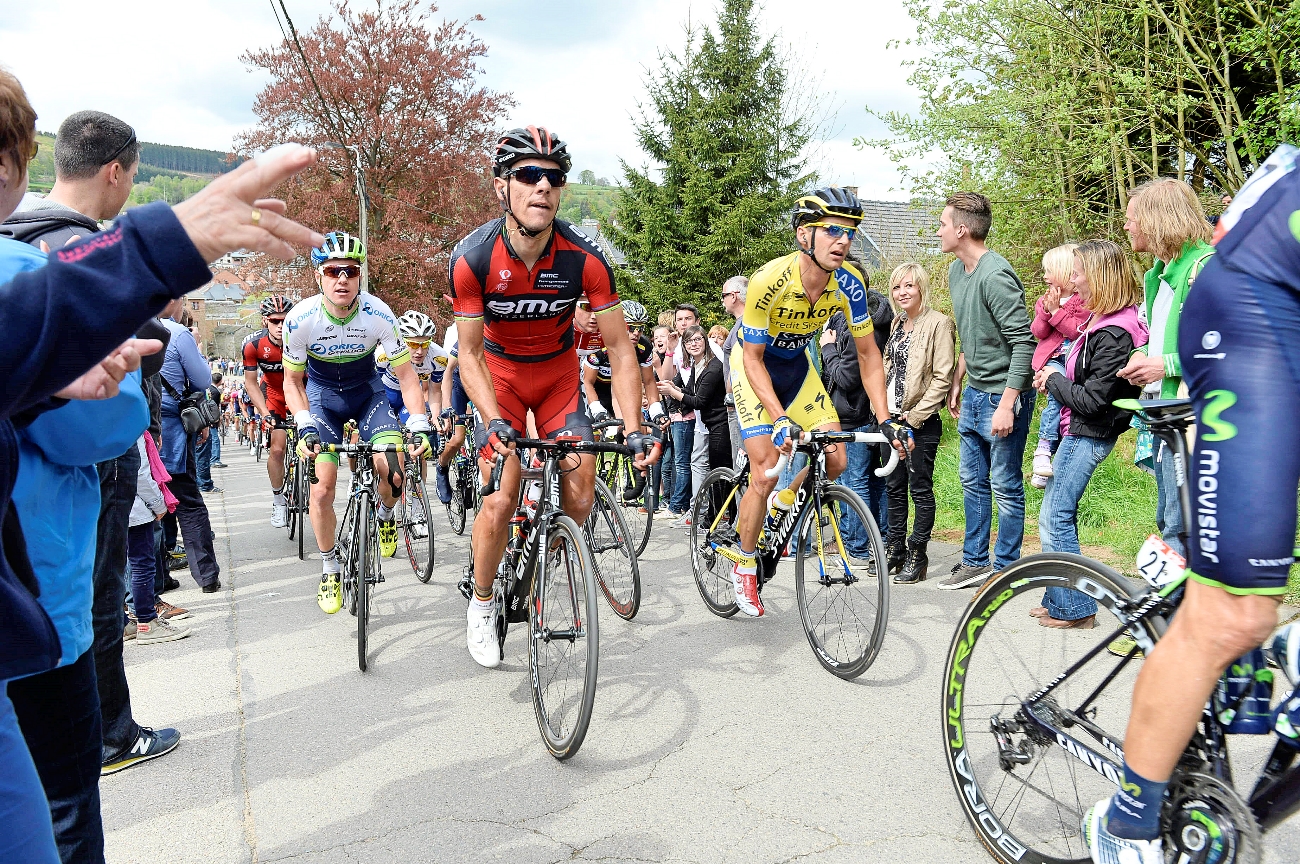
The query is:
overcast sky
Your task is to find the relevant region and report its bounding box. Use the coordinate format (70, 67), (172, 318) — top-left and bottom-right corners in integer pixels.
(1, 0), (925, 199)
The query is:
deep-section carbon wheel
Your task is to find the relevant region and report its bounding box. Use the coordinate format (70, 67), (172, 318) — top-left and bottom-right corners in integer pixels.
(529, 515), (599, 760)
(941, 554), (1164, 863)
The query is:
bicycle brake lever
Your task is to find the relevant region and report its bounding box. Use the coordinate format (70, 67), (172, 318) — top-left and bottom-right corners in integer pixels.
(480, 453), (505, 498)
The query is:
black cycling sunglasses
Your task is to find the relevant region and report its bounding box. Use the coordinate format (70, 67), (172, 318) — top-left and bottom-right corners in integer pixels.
(505, 165), (568, 187)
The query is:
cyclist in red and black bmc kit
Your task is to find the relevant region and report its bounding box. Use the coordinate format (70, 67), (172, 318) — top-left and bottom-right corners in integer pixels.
(450, 125), (660, 668)
(242, 294), (294, 528)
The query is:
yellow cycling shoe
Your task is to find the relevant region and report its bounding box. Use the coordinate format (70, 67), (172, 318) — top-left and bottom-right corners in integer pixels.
(379, 517), (399, 558)
(317, 573), (342, 614)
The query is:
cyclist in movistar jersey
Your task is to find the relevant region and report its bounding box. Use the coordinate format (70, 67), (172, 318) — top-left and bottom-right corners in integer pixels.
(1084, 153), (1298, 863)
(282, 232), (433, 614)
(727, 187), (907, 617)
(242, 294), (293, 527)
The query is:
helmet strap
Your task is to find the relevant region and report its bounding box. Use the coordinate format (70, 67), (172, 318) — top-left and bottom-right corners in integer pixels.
(797, 226), (838, 274)
(502, 177), (554, 240)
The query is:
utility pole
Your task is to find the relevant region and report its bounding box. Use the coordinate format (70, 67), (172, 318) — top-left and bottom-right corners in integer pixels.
(322, 142), (369, 292)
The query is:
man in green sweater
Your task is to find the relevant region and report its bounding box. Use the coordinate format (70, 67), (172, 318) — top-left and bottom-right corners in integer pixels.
(938, 193), (1037, 589)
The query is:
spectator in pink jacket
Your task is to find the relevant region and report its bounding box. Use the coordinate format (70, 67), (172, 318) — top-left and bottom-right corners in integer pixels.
(1029, 244), (1090, 488)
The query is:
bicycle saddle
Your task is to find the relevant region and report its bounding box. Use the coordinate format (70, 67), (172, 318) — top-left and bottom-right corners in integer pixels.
(1114, 397), (1195, 427)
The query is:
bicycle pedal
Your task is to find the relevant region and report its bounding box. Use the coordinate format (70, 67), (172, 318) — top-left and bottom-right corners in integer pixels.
(457, 571), (473, 600)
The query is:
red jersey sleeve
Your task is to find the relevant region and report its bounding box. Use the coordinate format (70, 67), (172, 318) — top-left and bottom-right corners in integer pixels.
(583, 252), (619, 315)
(450, 255), (485, 321)
(242, 337), (258, 372)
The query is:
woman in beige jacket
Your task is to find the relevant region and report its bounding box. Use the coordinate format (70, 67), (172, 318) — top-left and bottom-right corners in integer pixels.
(883, 263), (956, 584)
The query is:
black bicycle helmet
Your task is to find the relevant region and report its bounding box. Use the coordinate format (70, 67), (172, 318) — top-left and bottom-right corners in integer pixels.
(260, 295), (293, 317)
(791, 187), (864, 231)
(493, 126), (573, 176)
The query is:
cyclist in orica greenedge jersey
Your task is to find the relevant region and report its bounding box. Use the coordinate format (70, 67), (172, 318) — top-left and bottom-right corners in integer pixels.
(282, 232), (433, 615)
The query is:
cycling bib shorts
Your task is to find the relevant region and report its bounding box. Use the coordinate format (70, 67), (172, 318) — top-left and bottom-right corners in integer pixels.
(1180, 144), (1300, 595)
(305, 379), (401, 465)
(472, 351), (593, 445)
(730, 347), (837, 439)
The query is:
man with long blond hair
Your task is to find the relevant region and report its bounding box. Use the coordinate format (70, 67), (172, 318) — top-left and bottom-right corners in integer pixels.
(1118, 178), (1214, 559)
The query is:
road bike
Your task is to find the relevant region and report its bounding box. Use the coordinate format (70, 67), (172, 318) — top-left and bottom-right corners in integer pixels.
(582, 419), (643, 620)
(308, 440), (402, 673)
(466, 434), (632, 759)
(442, 414), (478, 535)
(942, 398), (1300, 864)
(395, 430), (435, 583)
(688, 429), (897, 680)
(593, 420), (653, 556)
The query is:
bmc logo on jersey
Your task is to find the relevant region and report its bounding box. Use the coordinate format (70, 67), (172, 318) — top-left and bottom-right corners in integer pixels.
(486, 296), (578, 318)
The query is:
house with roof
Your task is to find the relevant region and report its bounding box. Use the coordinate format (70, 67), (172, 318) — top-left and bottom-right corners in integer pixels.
(849, 198), (942, 272)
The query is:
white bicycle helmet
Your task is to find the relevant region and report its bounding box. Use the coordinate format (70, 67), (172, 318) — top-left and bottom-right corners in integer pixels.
(398, 310), (436, 341)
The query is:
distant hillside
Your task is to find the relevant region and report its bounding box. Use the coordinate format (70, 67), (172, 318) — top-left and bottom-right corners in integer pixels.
(139, 142), (242, 175)
(558, 183), (620, 224)
(25, 132), (237, 205)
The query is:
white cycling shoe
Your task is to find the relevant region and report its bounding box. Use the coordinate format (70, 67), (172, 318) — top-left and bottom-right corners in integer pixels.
(270, 501), (288, 528)
(732, 562), (764, 617)
(466, 598), (501, 669)
(1082, 798), (1163, 864)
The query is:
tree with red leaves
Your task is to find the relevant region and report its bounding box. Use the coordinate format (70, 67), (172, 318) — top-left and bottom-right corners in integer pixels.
(237, 0), (512, 318)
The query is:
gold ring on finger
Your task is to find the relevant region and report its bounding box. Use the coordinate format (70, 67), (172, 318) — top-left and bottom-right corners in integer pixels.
(251, 208), (262, 226)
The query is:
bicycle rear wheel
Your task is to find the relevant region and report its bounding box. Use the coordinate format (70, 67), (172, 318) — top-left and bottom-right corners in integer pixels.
(296, 460), (308, 560)
(794, 485), (889, 680)
(611, 453), (652, 556)
(403, 464), (435, 583)
(285, 457), (298, 540)
(530, 514), (599, 760)
(255, 427), (264, 462)
(688, 467), (743, 618)
(446, 456), (467, 535)
(585, 478), (640, 620)
(941, 554), (1163, 864)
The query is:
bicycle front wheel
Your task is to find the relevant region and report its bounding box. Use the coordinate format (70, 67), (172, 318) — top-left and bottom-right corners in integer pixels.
(942, 554), (1163, 864)
(357, 506), (377, 673)
(446, 456), (467, 535)
(585, 478), (641, 620)
(530, 514), (599, 760)
(285, 456), (298, 541)
(403, 465), (435, 583)
(794, 485), (889, 680)
(689, 467), (743, 618)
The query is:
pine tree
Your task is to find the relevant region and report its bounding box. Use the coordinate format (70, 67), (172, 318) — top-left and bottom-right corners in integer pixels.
(607, 0), (814, 319)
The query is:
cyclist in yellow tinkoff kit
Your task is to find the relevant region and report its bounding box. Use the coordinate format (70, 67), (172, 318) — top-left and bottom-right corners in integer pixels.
(728, 187), (908, 616)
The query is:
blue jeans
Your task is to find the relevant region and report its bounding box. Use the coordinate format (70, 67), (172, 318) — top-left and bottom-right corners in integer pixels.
(668, 420), (694, 514)
(92, 450), (140, 759)
(838, 424), (889, 557)
(209, 425), (222, 464)
(8, 649), (105, 864)
(1154, 440), (1185, 557)
(128, 524), (159, 624)
(957, 386), (1034, 571)
(1037, 360), (1066, 447)
(196, 432), (213, 489)
(0, 689), (60, 864)
(1038, 434), (1115, 619)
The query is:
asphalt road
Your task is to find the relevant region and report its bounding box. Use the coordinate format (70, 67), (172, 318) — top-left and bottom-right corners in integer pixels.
(102, 438), (1300, 863)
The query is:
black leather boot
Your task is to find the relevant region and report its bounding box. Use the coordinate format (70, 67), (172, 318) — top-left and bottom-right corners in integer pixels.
(894, 542), (929, 584)
(886, 539), (906, 576)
